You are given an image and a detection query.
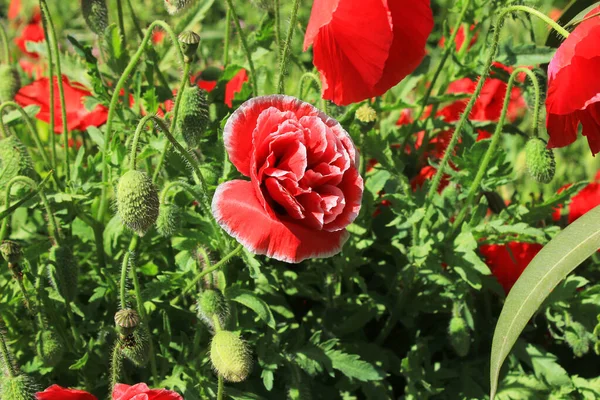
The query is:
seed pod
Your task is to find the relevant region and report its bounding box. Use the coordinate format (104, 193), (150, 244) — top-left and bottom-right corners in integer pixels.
(114, 308), (140, 337)
(120, 326), (150, 367)
(156, 204), (183, 238)
(36, 330), (64, 367)
(0, 135), (36, 190)
(197, 289), (228, 328)
(0, 240), (22, 264)
(355, 104), (377, 124)
(210, 330), (252, 382)
(178, 31), (200, 63)
(116, 170), (160, 236)
(0, 65), (21, 103)
(176, 86), (210, 148)
(164, 0), (194, 15)
(525, 137), (555, 184)
(0, 374), (38, 400)
(81, 0), (109, 35)
(448, 316), (470, 357)
(49, 245), (79, 303)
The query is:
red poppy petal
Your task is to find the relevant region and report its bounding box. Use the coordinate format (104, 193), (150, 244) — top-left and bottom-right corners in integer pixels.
(37, 385), (97, 400)
(212, 180), (350, 263)
(303, 0), (339, 50)
(579, 102), (600, 155)
(547, 55), (600, 115)
(546, 112), (579, 149)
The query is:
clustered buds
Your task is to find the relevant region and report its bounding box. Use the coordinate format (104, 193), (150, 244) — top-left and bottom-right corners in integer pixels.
(81, 0), (109, 35)
(36, 330), (64, 367)
(178, 31), (201, 63)
(0, 135), (36, 189)
(197, 289), (228, 329)
(156, 203), (183, 237)
(210, 330), (252, 382)
(49, 245), (79, 303)
(448, 315), (471, 357)
(164, 0), (194, 15)
(0, 65), (21, 103)
(176, 86), (210, 148)
(525, 137), (555, 184)
(116, 170), (160, 236)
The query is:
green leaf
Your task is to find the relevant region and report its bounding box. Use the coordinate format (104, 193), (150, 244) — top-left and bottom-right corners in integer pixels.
(225, 287), (276, 329)
(69, 352), (89, 370)
(325, 349), (384, 382)
(87, 126), (105, 149)
(490, 205), (600, 399)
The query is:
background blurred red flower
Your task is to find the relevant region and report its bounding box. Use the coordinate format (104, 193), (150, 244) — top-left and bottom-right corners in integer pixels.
(112, 383), (182, 400)
(439, 24), (478, 51)
(36, 385), (97, 400)
(480, 242), (543, 293)
(15, 76), (108, 133)
(304, 0), (433, 105)
(15, 14), (44, 58)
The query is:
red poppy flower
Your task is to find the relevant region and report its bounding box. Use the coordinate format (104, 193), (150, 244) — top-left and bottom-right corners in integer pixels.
(554, 171), (600, 223)
(545, 5), (600, 155)
(36, 385), (97, 400)
(410, 165), (450, 192)
(112, 383), (182, 400)
(439, 25), (478, 51)
(195, 68), (247, 107)
(15, 76), (108, 133)
(9, 0), (21, 20)
(15, 18), (45, 58)
(152, 30), (166, 44)
(479, 242), (543, 293)
(303, 0), (433, 105)
(212, 95), (363, 263)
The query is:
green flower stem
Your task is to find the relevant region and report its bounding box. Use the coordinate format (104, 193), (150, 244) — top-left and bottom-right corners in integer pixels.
(0, 22), (10, 63)
(509, 5), (570, 39)
(224, 0), (257, 96)
(276, 0), (300, 94)
(0, 170), (53, 223)
(152, 62), (191, 182)
(116, 0), (127, 46)
(451, 68), (539, 232)
(223, 8), (231, 66)
(110, 341), (124, 391)
(212, 315), (225, 400)
(298, 72), (327, 113)
(274, 0), (281, 54)
(40, 0), (71, 183)
(0, 102), (52, 170)
(39, 0), (57, 169)
(0, 319), (16, 377)
(170, 244), (243, 306)
(119, 235), (139, 309)
(159, 180), (200, 204)
(65, 303), (84, 349)
(97, 20), (184, 223)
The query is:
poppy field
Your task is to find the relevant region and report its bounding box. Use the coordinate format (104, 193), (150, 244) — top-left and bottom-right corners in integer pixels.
(3, 0), (600, 398)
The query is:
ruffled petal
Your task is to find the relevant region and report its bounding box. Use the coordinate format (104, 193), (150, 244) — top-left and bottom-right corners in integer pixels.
(303, 0), (340, 50)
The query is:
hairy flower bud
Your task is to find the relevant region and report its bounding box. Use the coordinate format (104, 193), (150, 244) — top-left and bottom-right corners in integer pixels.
(448, 316), (470, 357)
(0, 374), (38, 400)
(0, 135), (36, 190)
(116, 170), (160, 236)
(81, 0), (109, 35)
(176, 86), (210, 148)
(114, 308), (140, 337)
(164, 0), (194, 15)
(120, 326), (150, 367)
(525, 137), (555, 184)
(49, 245), (79, 303)
(36, 330), (64, 367)
(210, 330), (252, 382)
(197, 289), (228, 328)
(0, 65), (21, 103)
(178, 31), (201, 63)
(156, 204), (183, 238)
(1, 240), (22, 264)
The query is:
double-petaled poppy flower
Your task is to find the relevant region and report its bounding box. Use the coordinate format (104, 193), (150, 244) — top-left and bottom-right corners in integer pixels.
(303, 0), (433, 105)
(212, 95), (363, 263)
(36, 383), (182, 400)
(546, 5), (600, 155)
(479, 242), (543, 293)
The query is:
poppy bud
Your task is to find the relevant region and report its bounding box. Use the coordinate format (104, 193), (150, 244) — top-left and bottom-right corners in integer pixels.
(355, 104), (377, 125)
(210, 330), (252, 382)
(525, 137), (555, 184)
(197, 289), (228, 328)
(156, 204), (183, 238)
(448, 316), (470, 357)
(0, 374), (38, 400)
(120, 326), (150, 367)
(114, 308), (140, 337)
(116, 170), (160, 236)
(0, 65), (21, 103)
(81, 0), (109, 35)
(178, 31), (200, 63)
(164, 0), (194, 15)
(49, 245), (79, 303)
(1, 240), (22, 264)
(36, 330), (64, 367)
(176, 86), (210, 148)
(0, 135), (36, 189)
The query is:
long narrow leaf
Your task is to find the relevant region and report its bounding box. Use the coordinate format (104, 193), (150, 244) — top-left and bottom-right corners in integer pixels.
(490, 204), (600, 399)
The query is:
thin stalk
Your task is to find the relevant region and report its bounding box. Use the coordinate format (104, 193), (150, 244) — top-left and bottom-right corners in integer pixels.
(0, 321), (16, 377)
(159, 180), (200, 204)
(110, 342), (123, 391)
(451, 68), (539, 232)
(171, 244), (243, 306)
(116, 0), (127, 46)
(39, 1), (57, 168)
(224, 0), (257, 96)
(97, 20), (184, 222)
(0, 22), (10, 62)
(40, 0), (71, 183)
(509, 5), (570, 38)
(223, 8), (231, 66)
(276, 0), (300, 94)
(217, 374), (225, 400)
(65, 304), (84, 349)
(273, 0), (281, 55)
(119, 236), (139, 309)
(0, 171), (53, 222)
(297, 72), (326, 112)
(152, 62), (191, 182)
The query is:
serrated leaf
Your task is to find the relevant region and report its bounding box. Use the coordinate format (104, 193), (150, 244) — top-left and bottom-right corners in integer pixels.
(490, 205), (600, 399)
(69, 352), (89, 370)
(325, 349), (384, 382)
(225, 287), (276, 329)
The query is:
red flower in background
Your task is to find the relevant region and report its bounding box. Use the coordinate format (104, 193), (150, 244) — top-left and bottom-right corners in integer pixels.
(411, 165), (450, 192)
(303, 0), (433, 105)
(15, 14), (44, 58)
(9, 0), (21, 20)
(554, 171), (600, 224)
(439, 25), (478, 51)
(36, 385), (97, 400)
(112, 383), (182, 400)
(194, 68), (248, 107)
(546, 5), (600, 155)
(212, 95), (363, 263)
(15, 76), (108, 133)
(480, 242), (543, 293)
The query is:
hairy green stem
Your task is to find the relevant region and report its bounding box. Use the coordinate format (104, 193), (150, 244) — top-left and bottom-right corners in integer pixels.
(223, 8), (231, 66)
(97, 20), (184, 222)
(110, 341), (124, 391)
(39, 0), (57, 169)
(298, 72), (326, 112)
(276, 0), (300, 94)
(119, 236), (139, 309)
(224, 0), (257, 96)
(116, 0), (127, 46)
(451, 68), (539, 232)
(0, 22), (10, 63)
(0, 320), (16, 377)
(0, 171), (53, 222)
(159, 180), (200, 204)
(509, 5), (570, 38)
(65, 303), (84, 349)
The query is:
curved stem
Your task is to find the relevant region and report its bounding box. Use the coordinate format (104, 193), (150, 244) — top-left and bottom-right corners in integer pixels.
(451, 67), (539, 232)
(152, 62), (191, 182)
(39, 0), (57, 168)
(297, 72), (326, 112)
(0, 22), (10, 63)
(97, 20), (184, 222)
(509, 5), (570, 38)
(276, 0), (300, 94)
(0, 101), (52, 170)
(159, 180), (199, 204)
(119, 236), (139, 309)
(171, 244), (243, 306)
(224, 0), (257, 96)
(40, 0), (71, 183)
(0, 320), (16, 377)
(0, 171), (54, 223)
(223, 8), (231, 66)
